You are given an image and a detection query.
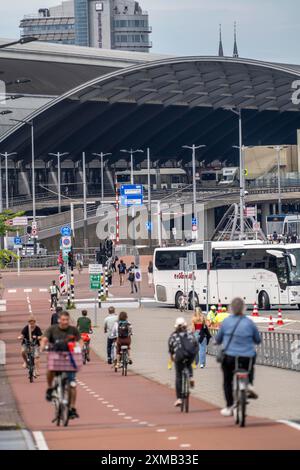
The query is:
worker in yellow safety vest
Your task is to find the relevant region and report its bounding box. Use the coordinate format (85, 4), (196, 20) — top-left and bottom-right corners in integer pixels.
(215, 306), (230, 325)
(207, 305), (217, 326)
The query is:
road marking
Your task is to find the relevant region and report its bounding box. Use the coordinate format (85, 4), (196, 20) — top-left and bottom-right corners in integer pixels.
(112, 408), (120, 412)
(156, 428), (167, 433)
(33, 431), (49, 450)
(107, 404), (114, 408)
(39, 288), (48, 293)
(139, 421), (148, 425)
(278, 420), (300, 431)
(0, 300), (6, 304)
(168, 436), (178, 441)
(118, 412), (125, 416)
(24, 289), (32, 293)
(8, 289), (16, 293)
(124, 416), (132, 420)
(0, 306), (6, 312)
(131, 419), (139, 422)
(180, 443), (191, 448)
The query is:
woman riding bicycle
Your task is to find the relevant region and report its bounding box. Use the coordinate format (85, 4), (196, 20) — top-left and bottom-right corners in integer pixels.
(215, 297), (261, 417)
(111, 311), (133, 369)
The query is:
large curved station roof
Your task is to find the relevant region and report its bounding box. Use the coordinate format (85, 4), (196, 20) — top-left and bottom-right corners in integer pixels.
(1, 41), (300, 165)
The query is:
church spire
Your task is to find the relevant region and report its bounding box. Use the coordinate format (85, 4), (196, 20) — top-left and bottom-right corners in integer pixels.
(233, 21), (239, 58)
(218, 24), (224, 57)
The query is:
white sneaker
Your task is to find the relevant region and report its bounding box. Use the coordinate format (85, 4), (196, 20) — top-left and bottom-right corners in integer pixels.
(200, 364), (204, 369)
(174, 399), (183, 407)
(220, 407), (234, 417)
(247, 384), (258, 399)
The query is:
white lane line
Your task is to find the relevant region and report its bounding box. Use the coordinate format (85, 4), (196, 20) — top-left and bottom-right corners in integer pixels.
(112, 409), (119, 412)
(168, 436), (178, 441)
(180, 444), (191, 448)
(278, 420), (300, 431)
(118, 412), (125, 416)
(107, 404), (114, 408)
(24, 289), (32, 293)
(131, 419), (139, 423)
(8, 289), (16, 293)
(98, 398), (104, 401)
(33, 431), (49, 450)
(156, 428), (167, 433)
(102, 401), (109, 404)
(39, 288), (48, 293)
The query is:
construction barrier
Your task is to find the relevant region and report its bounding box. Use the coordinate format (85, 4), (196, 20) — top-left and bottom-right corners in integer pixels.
(208, 328), (300, 372)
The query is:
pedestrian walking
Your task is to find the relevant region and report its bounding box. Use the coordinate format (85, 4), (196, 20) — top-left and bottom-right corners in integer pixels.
(192, 308), (211, 368)
(57, 251), (64, 274)
(117, 259), (127, 286)
(127, 262), (138, 294)
(104, 306), (118, 364)
(147, 260), (154, 287)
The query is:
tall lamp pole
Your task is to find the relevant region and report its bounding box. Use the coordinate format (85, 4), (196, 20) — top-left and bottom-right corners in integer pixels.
(0, 152), (17, 209)
(92, 152), (112, 204)
(49, 152), (69, 213)
(267, 145), (288, 214)
(182, 144), (206, 237)
(229, 108), (245, 237)
(10, 118), (36, 222)
(120, 148), (144, 184)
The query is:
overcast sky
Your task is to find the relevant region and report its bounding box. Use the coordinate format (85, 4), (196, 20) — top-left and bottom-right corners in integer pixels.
(0, 0), (299, 64)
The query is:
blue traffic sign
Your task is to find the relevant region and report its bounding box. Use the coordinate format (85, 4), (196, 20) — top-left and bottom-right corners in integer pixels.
(14, 237), (22, 245)
(60, 225), (71, 237)
(146, 221), (152, 232)
(120, 185), (143, 206)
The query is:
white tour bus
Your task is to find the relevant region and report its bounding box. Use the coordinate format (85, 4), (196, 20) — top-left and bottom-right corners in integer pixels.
(153, 241), (300, 310)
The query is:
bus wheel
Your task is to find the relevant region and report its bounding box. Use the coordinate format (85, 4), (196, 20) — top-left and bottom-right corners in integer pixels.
(175, 291), (184, 310)
(259, 291), (270, 310)
(188, 292), (199, 310)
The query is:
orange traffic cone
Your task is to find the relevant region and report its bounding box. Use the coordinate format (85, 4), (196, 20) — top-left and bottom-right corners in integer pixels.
(268, 315), (275, 332)
(252, 302), (259, 317)
(277, 309), (284, 326)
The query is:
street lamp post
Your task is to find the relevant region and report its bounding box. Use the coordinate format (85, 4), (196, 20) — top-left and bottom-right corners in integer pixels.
(0, 37), (38, 49)
(49, 152), (69, 213)
(10, 119), (36, 222)
(120, 148), (144, 184)
(0, 152), (17, 209)
(182, 144), (206, 237)
(92, 152), (112, 204)
(229, 108), (245, 237)
(267, 145), (288, 214)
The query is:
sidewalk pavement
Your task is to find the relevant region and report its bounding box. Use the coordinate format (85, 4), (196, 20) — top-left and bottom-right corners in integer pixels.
(0, 366), (36, 450)
(71, 306), (300, 422)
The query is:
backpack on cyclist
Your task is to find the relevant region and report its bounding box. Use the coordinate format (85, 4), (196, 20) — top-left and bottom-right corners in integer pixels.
(175, 333), (197, 363)
(118, 320), (129, 338)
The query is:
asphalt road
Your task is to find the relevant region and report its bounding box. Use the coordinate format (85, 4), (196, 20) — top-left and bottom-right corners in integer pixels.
(0, 270), (300, 450)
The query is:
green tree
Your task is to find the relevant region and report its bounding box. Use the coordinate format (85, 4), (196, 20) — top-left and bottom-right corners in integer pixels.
(0, 210), (25, 268)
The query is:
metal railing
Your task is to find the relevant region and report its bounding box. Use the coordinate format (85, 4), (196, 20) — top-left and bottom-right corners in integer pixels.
(208, 329), (300, 372)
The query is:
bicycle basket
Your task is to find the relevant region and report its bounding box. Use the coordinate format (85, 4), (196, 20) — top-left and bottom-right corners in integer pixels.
(47, 351), (82, 372)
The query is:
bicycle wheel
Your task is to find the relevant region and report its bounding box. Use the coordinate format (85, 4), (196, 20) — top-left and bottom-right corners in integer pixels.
(61, 379), (70, 427)
(122, 351), (128, 376)
(82, 349), (87, 365)
(238, 390), (247, 428)
(28, 355), (34, 383)
(184, 371), (190, 413)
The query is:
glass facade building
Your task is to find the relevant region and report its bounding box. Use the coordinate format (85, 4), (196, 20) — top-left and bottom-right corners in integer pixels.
(20, 0), (152, 52)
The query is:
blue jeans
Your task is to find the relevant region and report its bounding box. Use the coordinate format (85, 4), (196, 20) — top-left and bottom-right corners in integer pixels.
(199, 337), (207, 366)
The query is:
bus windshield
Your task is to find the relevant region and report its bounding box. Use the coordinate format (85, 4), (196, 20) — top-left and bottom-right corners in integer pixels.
(287, 249), (300, 285)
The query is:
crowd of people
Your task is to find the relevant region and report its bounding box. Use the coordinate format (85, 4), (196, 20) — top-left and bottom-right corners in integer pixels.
(19, 258), (261, 422)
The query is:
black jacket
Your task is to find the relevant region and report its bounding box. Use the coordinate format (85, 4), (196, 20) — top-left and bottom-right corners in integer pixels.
(198, 325), (212, 344)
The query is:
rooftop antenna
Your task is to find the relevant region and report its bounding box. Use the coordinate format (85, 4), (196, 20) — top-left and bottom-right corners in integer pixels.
(218, 24), (224, 57)
(233, 21), (239, 58)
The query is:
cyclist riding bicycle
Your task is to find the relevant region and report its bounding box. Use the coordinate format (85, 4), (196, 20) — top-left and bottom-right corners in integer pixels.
(40, 311), (83, 419)
(215, 297), (261, 417)
(168, 317), (198, 407)
(19, 316), (43, 377)
(77, 310), (92, 362)
(49, 280), (60, 310)
(111, 311), (133, 368)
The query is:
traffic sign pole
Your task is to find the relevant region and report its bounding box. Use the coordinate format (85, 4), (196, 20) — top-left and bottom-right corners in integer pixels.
(17, 230), (20, 277)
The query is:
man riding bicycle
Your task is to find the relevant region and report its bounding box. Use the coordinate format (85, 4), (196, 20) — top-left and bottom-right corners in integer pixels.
(215, 297), (261, 417)
(77, 310), (92, 362)
(168, 317), (198, 407)
(40, 311), (82, 419)
(49, 280), (60, 310)
(19, 316), (43, 377)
